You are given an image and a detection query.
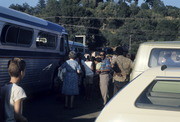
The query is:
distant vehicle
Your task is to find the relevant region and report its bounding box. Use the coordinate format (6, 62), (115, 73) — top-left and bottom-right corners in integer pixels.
(68, 40), (88, 54)
(96, 66), (180, 122)
(131, 41), (180, 80)
(0, 6), (69, 94)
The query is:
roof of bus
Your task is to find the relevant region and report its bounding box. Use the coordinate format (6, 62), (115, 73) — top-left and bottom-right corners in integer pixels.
(0, 6), (66, 33)
(68, 40), (87, 47)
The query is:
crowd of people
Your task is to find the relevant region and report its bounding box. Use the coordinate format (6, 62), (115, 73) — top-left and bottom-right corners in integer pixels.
(0, 46), (133, 122)
(59, 46), (134, 109)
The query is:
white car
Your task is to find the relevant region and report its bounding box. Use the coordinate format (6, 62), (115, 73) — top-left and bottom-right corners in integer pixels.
(96, 65), (180, 122)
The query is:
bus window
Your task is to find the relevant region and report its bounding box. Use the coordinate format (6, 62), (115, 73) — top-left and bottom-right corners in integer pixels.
(64, 35), (69, 53)
(60, 37), (64, 52)
(18, 27), (33, 45)
(36, 31), (57, 49)
(1, 24), (33, 46)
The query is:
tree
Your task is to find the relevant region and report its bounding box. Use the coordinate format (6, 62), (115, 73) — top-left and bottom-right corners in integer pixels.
(155, 20), (178, 41)
(37, 0), (46, 9)
(43, 0), (60, 17)
(116, 2), (131, 17)
(130, 3), (140, 16)
(141, 3), (150, 10)
(9, 3), (34, 15)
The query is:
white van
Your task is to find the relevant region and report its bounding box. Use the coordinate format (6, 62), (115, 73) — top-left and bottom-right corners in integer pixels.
(130, 41), (180, 80)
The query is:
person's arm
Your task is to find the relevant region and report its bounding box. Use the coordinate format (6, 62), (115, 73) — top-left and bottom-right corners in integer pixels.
(14, 99), (28, 122)
(77, 61), (82, 74)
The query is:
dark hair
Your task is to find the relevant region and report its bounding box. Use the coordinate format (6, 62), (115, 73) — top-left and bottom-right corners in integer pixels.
(8, 58), (26, 77)
(69, 51), (77, 59)
(99, 51), (106, 56)
(91, 56), (95, 61)
(86, 55), (91, 61)
(76, 52), (82, 58)
(115, 46), (124, 55)
(95, 57), (102, 62)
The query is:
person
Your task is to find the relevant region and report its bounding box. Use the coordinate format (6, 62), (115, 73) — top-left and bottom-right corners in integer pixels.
(95, 58), (102, 71)
(1, 58), (28, 122)
(98, 51), (111, 107)
(111, 46), (133, 95)
(61, 51), (81, 109)
(76, 53), (86, 96)
(84, 56), (94, 100)
(161, 53), (175, 66)
(91, 56), (96, 74)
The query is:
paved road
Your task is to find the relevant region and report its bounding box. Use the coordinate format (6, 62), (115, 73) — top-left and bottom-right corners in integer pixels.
(23, 92), (103, 122)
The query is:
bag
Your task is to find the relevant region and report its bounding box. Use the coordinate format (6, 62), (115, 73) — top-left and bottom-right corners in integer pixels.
(58, 66), (66, 81)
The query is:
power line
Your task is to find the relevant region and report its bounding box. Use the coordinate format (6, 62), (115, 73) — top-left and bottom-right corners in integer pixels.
(40, 15), (180, 21)
(58, 22), (179, 35)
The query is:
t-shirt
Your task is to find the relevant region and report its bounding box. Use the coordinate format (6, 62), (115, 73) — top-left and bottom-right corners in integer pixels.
(85, 61), (92, 69)
(100, 58), (111, 71)
(1, 83), (26, 122)
(82, 60), (94, 76)
(96, 63), (101, 70)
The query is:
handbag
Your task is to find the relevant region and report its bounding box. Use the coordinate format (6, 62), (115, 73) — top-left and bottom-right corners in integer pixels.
(58, 66), (66, 81)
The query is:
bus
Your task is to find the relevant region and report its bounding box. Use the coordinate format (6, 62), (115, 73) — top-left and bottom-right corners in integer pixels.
(0, 6), (69, 94)
(68, 40), (89, 54)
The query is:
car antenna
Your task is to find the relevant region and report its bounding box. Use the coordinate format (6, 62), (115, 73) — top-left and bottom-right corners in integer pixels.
(161, 65), (167, 71)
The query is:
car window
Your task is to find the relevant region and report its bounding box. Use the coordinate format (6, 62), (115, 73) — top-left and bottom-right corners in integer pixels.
(136, 79), (180, 111)
(149, 49), (180, 67)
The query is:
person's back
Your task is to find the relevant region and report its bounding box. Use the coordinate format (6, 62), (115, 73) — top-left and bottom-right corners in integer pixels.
(1, 58), (27, 122)
(112, 55), (132, 81)
(1, 83), (26, 122)
(111, 46), (133, 95)
(84, 56), (94, 77)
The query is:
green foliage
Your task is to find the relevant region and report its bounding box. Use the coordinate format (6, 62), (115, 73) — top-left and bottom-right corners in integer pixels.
(9, 3), (34, 14)
(8, 0), (180, 54)
(141, 3), (150, 9)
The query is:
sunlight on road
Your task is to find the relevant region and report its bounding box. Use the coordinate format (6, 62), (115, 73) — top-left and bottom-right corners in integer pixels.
(73, 111), (101, 119)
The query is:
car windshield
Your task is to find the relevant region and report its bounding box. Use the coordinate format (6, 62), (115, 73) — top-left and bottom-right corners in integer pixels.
(149, 49), (180, 67)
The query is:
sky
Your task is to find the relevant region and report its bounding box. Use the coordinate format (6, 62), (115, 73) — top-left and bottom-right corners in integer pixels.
(0, 0), (179, 8)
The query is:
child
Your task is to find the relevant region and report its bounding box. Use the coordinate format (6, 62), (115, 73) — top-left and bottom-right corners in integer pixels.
(1, 58), (28, 122)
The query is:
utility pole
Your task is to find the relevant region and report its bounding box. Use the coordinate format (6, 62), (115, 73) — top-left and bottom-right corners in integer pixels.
(129, 35), (132, 52)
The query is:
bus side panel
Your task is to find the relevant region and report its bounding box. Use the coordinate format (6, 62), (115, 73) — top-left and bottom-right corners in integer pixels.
(0, 52), (62, 94)
(22, 58), (58, 94)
